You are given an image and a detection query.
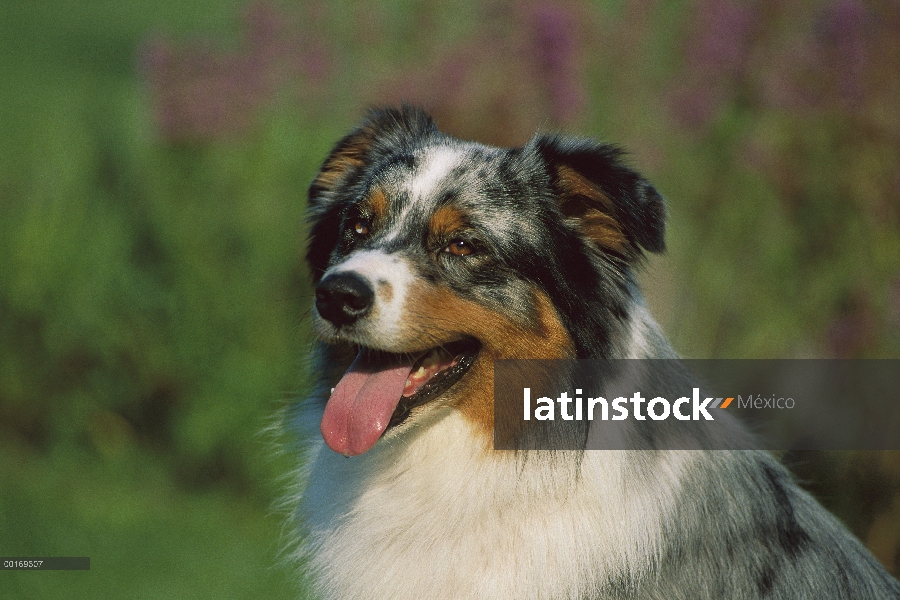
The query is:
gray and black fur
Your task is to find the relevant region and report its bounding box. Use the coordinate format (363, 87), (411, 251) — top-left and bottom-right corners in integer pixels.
(293, 105), (900, 599)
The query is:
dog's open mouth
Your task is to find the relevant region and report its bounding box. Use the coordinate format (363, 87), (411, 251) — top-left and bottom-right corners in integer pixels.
(320, 338), (480, 456)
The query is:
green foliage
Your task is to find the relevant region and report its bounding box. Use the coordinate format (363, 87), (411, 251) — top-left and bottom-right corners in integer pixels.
(0, 441), (297, 599)
(0, 2), (323, 597)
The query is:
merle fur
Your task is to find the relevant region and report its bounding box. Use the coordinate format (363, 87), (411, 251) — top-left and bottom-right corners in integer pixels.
(307, 106), (665, 360)
(300, 106), (900, 599)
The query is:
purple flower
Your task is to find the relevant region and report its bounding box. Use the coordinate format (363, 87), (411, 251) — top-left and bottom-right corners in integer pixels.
(816, 0), (870, 105)
(688, 0), (757, 79)
(138, 2), (332, 142)
(669, 0), (759, 129)
(528, 3), (585, 124)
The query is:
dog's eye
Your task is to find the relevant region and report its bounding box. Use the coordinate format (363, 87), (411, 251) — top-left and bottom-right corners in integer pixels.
(352, 219), (371, 237)
(444, 239), (474, 256)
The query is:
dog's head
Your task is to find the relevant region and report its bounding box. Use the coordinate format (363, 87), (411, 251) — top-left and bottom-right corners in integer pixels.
(306, 106), (665, 455)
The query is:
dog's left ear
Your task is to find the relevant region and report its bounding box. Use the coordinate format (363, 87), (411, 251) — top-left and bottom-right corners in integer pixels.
(532, 134), (665, 257)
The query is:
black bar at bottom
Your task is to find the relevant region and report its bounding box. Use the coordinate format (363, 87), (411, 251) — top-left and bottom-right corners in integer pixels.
(1, 557), (90, 570)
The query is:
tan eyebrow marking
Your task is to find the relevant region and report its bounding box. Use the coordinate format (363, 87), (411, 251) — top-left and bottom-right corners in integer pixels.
(429, 205), (468, 238)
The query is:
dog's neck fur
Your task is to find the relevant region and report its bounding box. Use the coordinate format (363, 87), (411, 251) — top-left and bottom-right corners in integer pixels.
(298, 410), (690, 600)
(294, 306), (684, 600)
(292, 281), (900, 600)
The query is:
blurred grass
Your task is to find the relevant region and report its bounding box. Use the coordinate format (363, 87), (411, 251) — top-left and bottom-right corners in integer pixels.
(0, 1), (317, 597)
(0, 439), (295, 599)
(1, 0), (899, 596)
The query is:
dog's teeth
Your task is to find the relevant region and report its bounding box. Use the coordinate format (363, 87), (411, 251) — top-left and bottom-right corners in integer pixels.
(405, 378), (412, 388)
(414, 366), (427, 378)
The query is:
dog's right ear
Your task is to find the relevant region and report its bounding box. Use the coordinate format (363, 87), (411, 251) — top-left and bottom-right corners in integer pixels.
(308, 105), (438, 209)
(307, 125), (377, 212)
(306, 105), (438, 281)
(305, 121), (373, 281)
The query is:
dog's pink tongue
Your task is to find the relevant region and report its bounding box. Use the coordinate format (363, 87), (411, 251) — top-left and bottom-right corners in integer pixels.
(320, 351), (413, 456)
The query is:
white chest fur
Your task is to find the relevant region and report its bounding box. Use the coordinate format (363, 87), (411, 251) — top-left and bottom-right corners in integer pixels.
(298, 411), (688, 600)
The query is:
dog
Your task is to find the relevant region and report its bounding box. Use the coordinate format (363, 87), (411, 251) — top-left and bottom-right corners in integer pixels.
(288, 105), (900, 599)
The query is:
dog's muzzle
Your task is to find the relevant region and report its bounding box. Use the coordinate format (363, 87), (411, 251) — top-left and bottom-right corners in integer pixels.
(315, 273), (374, 327)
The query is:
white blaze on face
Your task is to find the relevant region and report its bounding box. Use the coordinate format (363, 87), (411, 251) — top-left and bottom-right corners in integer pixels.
(409, 145), (464, 199)
(322, 250), (415, 348)
(385, 145), (464, 241)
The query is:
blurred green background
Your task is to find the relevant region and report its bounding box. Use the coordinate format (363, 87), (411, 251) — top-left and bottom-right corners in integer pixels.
(1, 0), (898, 597)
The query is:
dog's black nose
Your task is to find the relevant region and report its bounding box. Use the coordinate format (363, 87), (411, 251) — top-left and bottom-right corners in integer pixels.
(315, 273), (374, 327)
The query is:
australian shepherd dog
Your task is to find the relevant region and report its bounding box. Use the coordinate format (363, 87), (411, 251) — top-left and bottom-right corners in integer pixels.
(288, 105), (900, 599)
